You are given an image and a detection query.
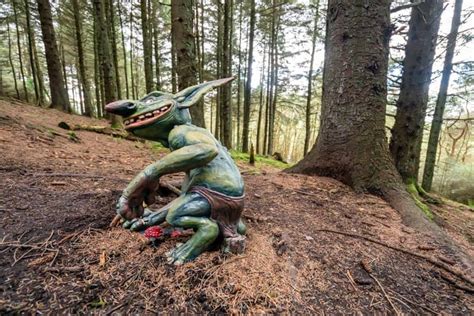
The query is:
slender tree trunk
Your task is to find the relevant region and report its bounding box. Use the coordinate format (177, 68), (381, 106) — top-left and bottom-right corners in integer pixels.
(32, 33), (46, 105)
(7, 20), (20, 99)
(235, 0), (243, 149)
(93, 16), (102, 116)
(288, 0), (440, 234)
(24, 0), (40, 104)
(140, 0), (153, 93)
(241, 0), (256, 152)
(60, 44), (69, 99)
(256, 43), (267, 155)
(215, 0), (222, 139)
(93, 0), (120, 125)
(171, 0), (206, 127)
(36, 0), (70, 111)
(304, 0), (320, 156)
(13, 0), (29, 102)
(129, 10), (137, 99)
(72, 0), (93, 116)
(220, 0), (233, 148)
(109, 0), (122, 98)
(118, 2), (130, 98)
(389, 0), (444, 183)
(152, 0), (162, 90)
(422, 0), (464, 191)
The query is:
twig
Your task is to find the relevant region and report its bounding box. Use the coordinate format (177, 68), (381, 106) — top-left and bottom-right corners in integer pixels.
(106, 302), (127, 315)
(315, 229), (474, 286)
(361, 261), (401, 315)
(346, 270), (358, 292)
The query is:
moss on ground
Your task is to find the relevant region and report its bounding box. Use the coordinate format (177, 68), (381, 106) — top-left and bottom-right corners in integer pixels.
(406, 179), (434, 220)
(230, 150), (290, 169)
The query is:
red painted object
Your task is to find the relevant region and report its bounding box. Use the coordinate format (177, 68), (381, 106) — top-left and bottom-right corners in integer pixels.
(144, 226), (163, 239)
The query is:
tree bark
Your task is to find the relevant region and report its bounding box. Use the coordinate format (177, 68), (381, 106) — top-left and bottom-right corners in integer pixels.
(108, 0), (122, 99)
(72, 0), (93, 117)
(24, 0), (40, 105)
(36, 0), (70, 111)
(389, 0), (444, 183)
(140, 0), (154, 93)
(7, 20), (20, 99)
(422, 0), (464, 191)
(220, 0), (233, 148)
(303, 0), (320, 156)
(152, 0), (162, 90)
(118, 1), (130, 98)
(171, 0), (206, 127)
(13, 0), (29, 102)
(288, 0), (438, 234)
(241, 0), (256, 153)
(93, 0), (120, 126)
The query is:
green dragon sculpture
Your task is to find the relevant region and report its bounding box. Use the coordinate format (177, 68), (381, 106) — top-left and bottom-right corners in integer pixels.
(105, 77), (246, 265)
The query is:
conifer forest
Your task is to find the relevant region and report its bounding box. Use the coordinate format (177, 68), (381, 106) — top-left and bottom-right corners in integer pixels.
(0, 0), (473, 314)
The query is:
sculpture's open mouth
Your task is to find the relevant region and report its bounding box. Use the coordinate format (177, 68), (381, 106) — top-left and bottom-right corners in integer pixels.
(124, 102), (173, 130)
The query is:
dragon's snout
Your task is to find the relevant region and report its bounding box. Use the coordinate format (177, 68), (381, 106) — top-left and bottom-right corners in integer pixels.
(105, 100), (137, 117)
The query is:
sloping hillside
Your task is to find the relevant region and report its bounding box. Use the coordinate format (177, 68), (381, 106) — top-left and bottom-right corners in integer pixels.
(0, 100), (472, 314)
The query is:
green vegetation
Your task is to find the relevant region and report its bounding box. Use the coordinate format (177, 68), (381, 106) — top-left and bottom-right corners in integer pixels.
(230, 150), (290, 170)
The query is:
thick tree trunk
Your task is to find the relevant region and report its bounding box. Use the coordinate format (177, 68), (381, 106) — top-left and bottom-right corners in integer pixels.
(171, 0), (206, 127)
(303, 1), (320, 156)
(36, 0), (70, 111)
(389, 0), (443, 183)
(72, 0), (93, 117)
(241, 0), (256, 153)
(422, 0), (463, 191)
(140, 0), (153, 93)
(13, 0), (29, 102)
(288, 0), (437, 234)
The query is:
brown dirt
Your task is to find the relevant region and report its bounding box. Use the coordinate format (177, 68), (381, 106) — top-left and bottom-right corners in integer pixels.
(0, 99), (473, 314)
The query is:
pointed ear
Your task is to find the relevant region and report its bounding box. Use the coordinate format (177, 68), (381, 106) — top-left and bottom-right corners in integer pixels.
(175, 77), (235, 108)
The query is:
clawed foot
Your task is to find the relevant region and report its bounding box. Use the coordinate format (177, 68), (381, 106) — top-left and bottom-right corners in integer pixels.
(166, 242), (196, 265)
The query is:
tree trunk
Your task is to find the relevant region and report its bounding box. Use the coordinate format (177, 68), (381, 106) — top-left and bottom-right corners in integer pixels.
(303, 1), (320, 156)
(152, 0), (162, 90)
(288, 0), (438, 234)
(72, 0), (93, 117)
(93, 0), (120, 126)
(12, 0), (29, 102)
(241, 0), (256, 153)
(118, 1), (130, 98)
(220, 0), (233, 148)
(24, 0), (40, 105)
(7, 20), (20, 99)
(108, 0), (122, 99)
(256, 42), (267, 155)
(389, 0), (444, 183)
(422, 0), (464, 191)
(93, 16), (102, 116)
(171, 0), (206, 127)
(36, 0), (70, 111)
(140, 0), (153, 93)
(129, 9), (137, 100)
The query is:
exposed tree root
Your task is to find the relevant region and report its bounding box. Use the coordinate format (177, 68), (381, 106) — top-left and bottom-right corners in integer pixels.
(315, 228), (474, 289)
(58, 121), (143, 142)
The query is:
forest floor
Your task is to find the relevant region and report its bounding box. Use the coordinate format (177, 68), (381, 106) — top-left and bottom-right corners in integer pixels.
(0, 99), (473, 314)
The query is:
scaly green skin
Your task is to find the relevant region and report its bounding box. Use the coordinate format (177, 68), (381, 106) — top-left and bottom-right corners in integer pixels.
(105, 78), (246, 264)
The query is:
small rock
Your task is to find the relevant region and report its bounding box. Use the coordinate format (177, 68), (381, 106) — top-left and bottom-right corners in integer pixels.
(305, 235), (314, 241)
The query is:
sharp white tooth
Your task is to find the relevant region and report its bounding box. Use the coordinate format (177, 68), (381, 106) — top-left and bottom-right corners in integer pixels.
(145, 113), (153, 117)
(153, 110), (159, 114)
(139, 115), (145, 119)
(124, 120), (129, 125)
